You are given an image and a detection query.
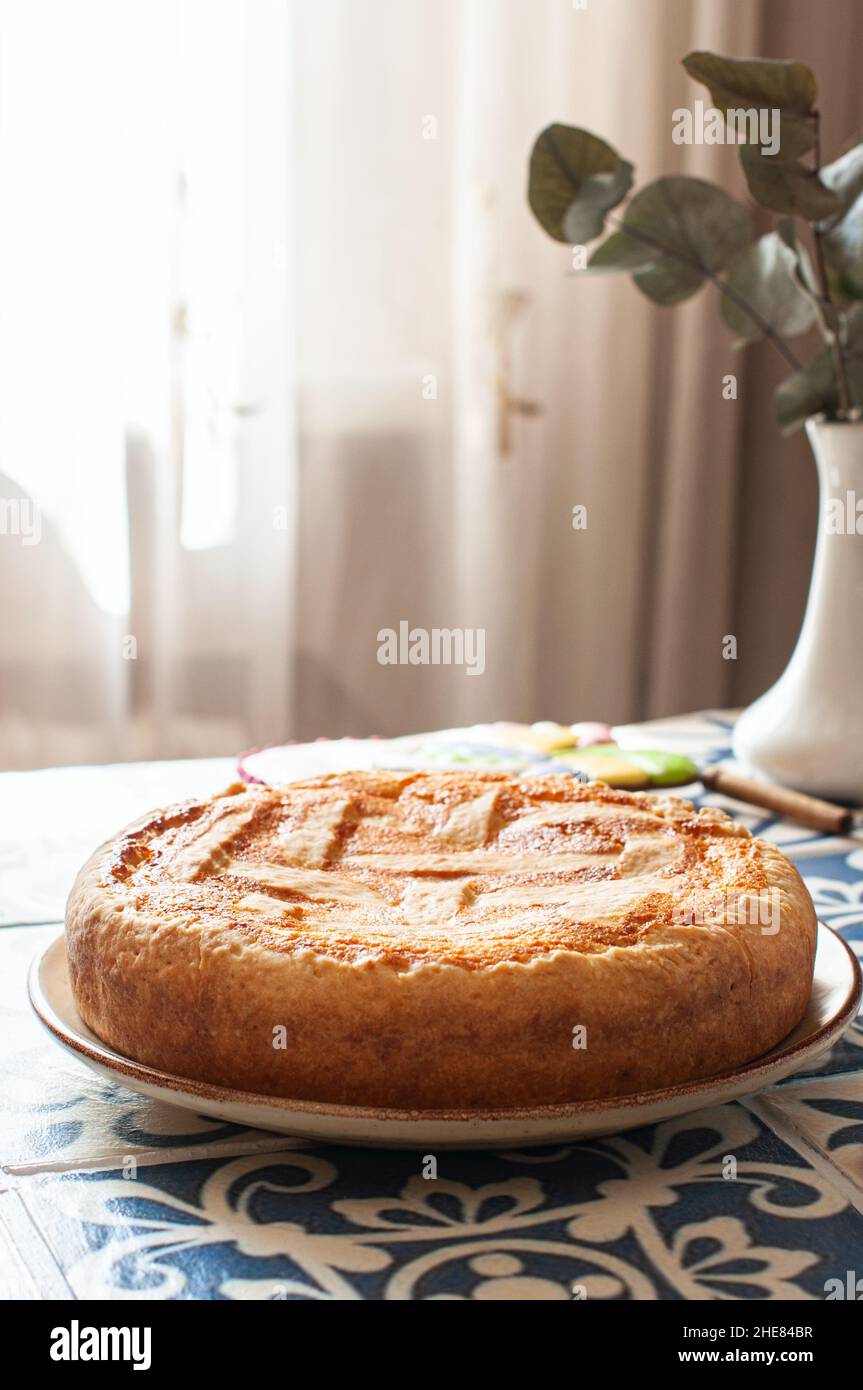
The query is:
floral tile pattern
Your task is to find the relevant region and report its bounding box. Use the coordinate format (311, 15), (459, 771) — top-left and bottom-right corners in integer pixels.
(753, 1073), (863, 1207)
(2, 713), (863, 1300)
(16, 1103), (863, 1300)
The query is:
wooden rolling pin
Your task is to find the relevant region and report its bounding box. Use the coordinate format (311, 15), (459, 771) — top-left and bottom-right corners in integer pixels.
(701, 766), (854, 835)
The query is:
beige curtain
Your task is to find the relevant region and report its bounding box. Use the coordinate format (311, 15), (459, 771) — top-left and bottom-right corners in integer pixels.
(3, 0), (862, 769)
(641, 0), (863, 716)
(293, 0), (863, 739)
(0, 0), (295, 769)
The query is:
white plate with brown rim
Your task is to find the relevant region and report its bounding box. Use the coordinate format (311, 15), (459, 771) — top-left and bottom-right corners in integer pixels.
(29, 925), (861, 1150)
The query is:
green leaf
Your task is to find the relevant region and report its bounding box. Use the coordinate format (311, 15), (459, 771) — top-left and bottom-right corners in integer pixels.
(527, 124), (633, 244)
(775, 346), (837, 429)
(682, 51), (817, 159)
(777, 216), (827, 330)
(602, 176), (750, 306)
(826, 205), (863, 299)
(821, 143), (863, 298)
(740, 145), (841, 220)
(721, 232), (817, 343)
(775, 303), (863, 430)
(777, 218), (819, 296)
(820, 142), (863, 215)
(586, 232), (657, 274)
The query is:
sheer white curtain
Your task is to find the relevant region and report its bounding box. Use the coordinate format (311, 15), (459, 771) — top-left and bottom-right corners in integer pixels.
(4, 0), (851, 770)
(0, 0), (293, 768)
(289, 0), (761, 738)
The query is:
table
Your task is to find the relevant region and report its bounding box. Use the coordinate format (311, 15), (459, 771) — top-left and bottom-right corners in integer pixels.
(1, 712), (861, 1300)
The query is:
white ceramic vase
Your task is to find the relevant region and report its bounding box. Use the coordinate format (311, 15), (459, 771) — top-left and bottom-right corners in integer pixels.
(733, 416), (863, 802)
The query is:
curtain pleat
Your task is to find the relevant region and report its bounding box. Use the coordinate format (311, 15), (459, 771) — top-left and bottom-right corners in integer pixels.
(2, 0), (861, 768)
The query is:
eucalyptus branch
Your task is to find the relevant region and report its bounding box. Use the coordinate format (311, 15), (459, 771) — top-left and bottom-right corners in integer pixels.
(707, 269), (804, 371)
(811, 110), (852, 413)
(527, 55), (863, 430)
(606, 214), (804, 372)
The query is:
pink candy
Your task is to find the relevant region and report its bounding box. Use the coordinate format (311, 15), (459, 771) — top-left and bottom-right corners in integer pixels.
(569, 722), (615, 747)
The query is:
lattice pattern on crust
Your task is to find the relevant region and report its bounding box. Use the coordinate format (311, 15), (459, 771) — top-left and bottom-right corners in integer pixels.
(106, 771), (765, 966)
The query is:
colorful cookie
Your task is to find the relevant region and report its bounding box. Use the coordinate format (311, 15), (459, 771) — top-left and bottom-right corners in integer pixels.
(490, 721), (579, 754)
(568, 721), (614, 747)
(625, 749), (700, 787)
(551, 744), (651, 789)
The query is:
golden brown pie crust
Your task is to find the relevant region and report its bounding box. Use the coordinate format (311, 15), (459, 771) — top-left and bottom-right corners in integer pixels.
(65, 770), (817, 1108)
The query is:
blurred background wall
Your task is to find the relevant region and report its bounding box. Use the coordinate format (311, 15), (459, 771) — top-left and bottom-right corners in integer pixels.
(1, 0), (862, 769)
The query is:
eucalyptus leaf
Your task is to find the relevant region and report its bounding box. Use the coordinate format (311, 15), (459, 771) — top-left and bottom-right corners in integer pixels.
(775, 345), (836, 429)
(827, 207), (863, 299)
(820, 142), (863, 215)
(821, 143), (863, 299)
(528, 125), (632, 243)
(682, 51), (816, 159)
(740, 145), (841, 220)
(775, 303), (863, 429)
(587, 233), (657, 274)
(609, 177), (750, 306)
(563, 160), (634, 243)
(777, 217), (825, 328)
(721, 232), (817, 343)
(777, 217), (819, 296)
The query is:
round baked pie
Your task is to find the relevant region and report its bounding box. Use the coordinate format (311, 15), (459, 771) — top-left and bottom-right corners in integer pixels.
(65, 770), (817, 1109)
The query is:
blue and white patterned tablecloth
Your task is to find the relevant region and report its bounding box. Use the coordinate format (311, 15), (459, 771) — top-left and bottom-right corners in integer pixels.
(1, 713), (861, 1301)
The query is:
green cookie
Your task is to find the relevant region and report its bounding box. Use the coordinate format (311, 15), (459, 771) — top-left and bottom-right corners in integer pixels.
(626, 749), (699, 787)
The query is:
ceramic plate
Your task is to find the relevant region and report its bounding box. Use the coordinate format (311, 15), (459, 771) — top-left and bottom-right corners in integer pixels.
(29, 926), (861, 1150)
